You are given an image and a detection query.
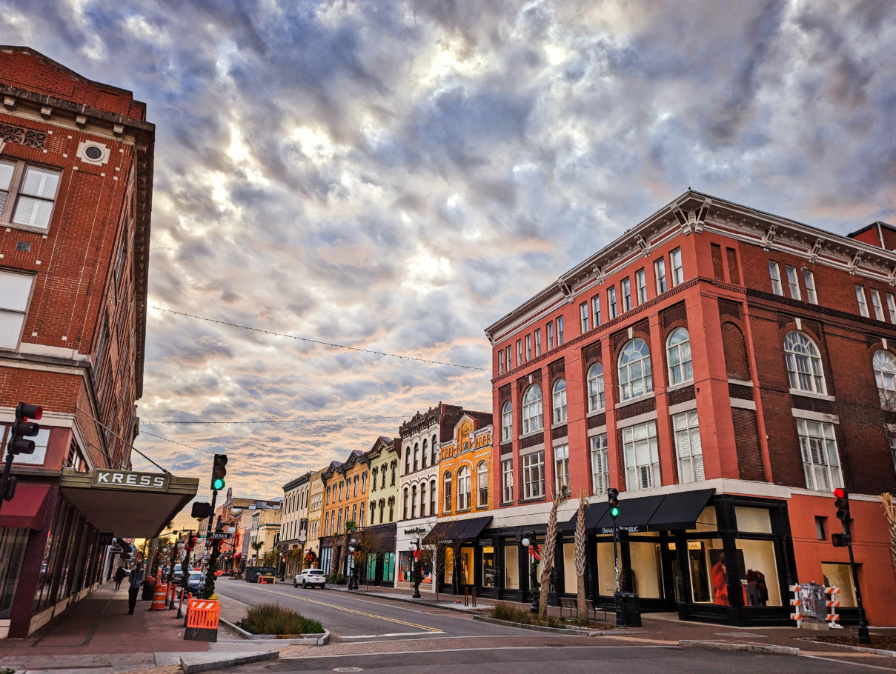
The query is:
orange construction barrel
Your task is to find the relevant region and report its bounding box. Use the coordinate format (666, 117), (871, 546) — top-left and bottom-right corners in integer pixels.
(150, 582), (168, 610)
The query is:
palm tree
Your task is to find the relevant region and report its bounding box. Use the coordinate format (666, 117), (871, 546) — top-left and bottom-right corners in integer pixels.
(251, 541), (264, 564)
(333, 521), (357, 578)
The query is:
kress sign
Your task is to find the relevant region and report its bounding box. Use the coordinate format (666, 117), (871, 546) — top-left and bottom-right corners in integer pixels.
(92, 470), (170, 491)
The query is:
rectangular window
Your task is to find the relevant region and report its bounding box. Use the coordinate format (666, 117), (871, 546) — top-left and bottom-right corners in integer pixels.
(506, 346), (512, 371)
(0, 159), (61, 231)
(855, 285), (869, 317)
(785, 266), (801, 300)
(797, 419), (843, 492)
(670, 248), (684, 286)
(547, 322), (554, 350)
(522, 451), (545, 500)
(608, 286), (618, 318)
(815, 516), (827, 541)
(622, 421), (660, 490)
(580, 301), (589, 333)
(554, 444), (569, 494)
(672, 411), (703, 483)
(557, 316), (564, 345)
(804, 270), (818, 304)
(621, 278), (631, 312)
(516, 340), (522, 366)
(498, 349), (504, 374)
(534, 329), (542, 356)
(888, 294), (896, 323)
(592, 295), (601, 326)
(502, 459), (513, 503)
(871, 289), (885, 321)
(655, 258), (667, 293)
(590, 433), (609, 495)
(636, 269), (647, 304)
(525, 334), (532, 361)
(769, 262), (783, 295)
(0, 270), (35, 350)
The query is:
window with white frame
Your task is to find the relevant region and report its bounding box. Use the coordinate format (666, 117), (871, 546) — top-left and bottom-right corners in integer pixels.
(671, 248), (684, 285)
(0, 270), (35, 350)
(506, 345), (512, 370)
(587, 363), (605, 412)
(1, 425), (50, 466)
(547, 322), (554, 350)
(673, 411), (703, 483)
(554, 444), (569, 494)
(856, 285), (869, 317)
(0, 159), (62, 231)
(502, 458), (514, 503)
(526, 334), (532, 361)
(618, 338), (653, 401)
(422, 439), (428, 468)
(785, 266), (801, 300)
(783, 331), (826, 394)
(413, 443), (419, 471)
(457, 465), (471, 511)
(419, 482), (426, 517)
(498, 349), (504, 374)
(797, 419), (843, 492)
(888, 293), (896, 323)
(522, 385), (544, 434)
(411, 485), (418, 518)
(608, 286), (618, 319)
(522, 450), (545, 500)
(804, 270), (818, 304)
(590, 433), (609, 495)
(430, 479), (436, 515)
(403, 487), (409, 519)
(535, 328), (542, 356)
(655, 258), (667, 293)
(517, 340), (522, 366)
(443, 471), (452, 512)
(552, 378), (567, 424)
(666, 328), (693, 385)
(871, 289), (885, 321)
(636, 269), (647, 304)
(623, 421), (660, 490)
(580, 301), (589, 333)
(477, 461), (488, 507)
(432, 434), (438, 465)
(769, 261), (783, 295)
(592, 295), (601, 326)
(621, 278), (631, 312)
(557, 316), (564, 345)
(501, 401), (513, 442)
(873, 350), (896, 401)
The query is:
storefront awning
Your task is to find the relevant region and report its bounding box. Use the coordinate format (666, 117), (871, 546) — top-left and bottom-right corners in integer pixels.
(583, 489), (716, 534)
(0, 482), (52, 530)
(422, 522), (451, 545)
(561, 502), (609, 532)
(59, 468), (199, 539)
(455, 516), (491, 540)
(647, 489), (715, 531)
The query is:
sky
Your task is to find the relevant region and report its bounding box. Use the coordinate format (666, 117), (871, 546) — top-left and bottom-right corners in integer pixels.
(2, 0), (894, 507)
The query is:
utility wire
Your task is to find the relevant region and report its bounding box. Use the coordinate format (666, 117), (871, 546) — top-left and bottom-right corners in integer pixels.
(150, 306), (487, 371)
(75, 406), (171, 473)
(142, 415), (409, 425)
(139, 430), (216, 455)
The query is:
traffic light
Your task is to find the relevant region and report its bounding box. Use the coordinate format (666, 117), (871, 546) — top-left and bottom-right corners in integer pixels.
(3, 476), (16, 501)
(7, 402), (42, 456)
(210, 454), (227, 491)
(834, 487), (850, 521)
(608, 488), (620, 519)
(832, 533), (849, 547)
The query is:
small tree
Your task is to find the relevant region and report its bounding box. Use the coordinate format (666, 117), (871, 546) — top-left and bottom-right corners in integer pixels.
(574, 490), (588, 620)
(333, 520), (357, 578)
(539, 487), (568, 620)
(251, 541), (264, 565)
(262, 550), (278, 567)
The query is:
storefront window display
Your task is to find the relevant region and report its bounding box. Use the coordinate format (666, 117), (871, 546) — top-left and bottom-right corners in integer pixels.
(596, 541), (617, 596)
(382, 552), (395, 582)
(736, 539), (780, 606)
(821, 563), (856, 607)
(563, 543), (576, 593)
(482, 547), (496, 587)
(504, 544), (519, 589)
(629, 541), (663, 598)
(366, 554), (377, 581)
(686, 539), (725, 604)
(398, 551), (412, 582)
(459, 547), (475, 585)
(443, 548), (454, 585)
(0, 528), (29, 619)
(527, 542), (543, 592)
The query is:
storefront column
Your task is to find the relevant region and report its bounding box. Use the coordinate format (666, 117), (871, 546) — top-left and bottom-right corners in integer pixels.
(674, 530), (691, 621)
(718, 500), (747, 626)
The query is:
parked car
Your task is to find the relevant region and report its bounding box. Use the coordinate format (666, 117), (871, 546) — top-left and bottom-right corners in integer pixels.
(171, 563), (190, 583)
(294, 569), (326, 589)
(186, 571), (204, 594)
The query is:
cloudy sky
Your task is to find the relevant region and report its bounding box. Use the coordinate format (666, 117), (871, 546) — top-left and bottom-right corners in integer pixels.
(3, 0), (894, 505)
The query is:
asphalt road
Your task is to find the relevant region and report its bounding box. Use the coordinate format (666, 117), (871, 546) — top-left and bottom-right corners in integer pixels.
(214, 580), (528, 640)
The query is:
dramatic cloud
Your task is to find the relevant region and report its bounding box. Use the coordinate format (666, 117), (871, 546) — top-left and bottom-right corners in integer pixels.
(2, 0), (894, 505)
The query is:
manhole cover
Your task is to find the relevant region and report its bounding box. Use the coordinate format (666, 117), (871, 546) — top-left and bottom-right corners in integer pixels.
(333, 669), (364, 672)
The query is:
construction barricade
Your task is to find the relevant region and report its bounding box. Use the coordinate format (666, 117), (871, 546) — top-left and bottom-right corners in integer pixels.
(150, 583), (168, 611)
(184, 599), (220, 642)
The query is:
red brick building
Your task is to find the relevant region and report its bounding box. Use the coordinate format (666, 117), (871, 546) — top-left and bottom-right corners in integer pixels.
(0, 47), (196, 638)
(483, 191), (896, 626)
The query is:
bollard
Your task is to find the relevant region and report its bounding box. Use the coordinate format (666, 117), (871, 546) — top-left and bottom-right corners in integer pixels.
(176, 588), (185, 619)
(183, 592), (192, 627)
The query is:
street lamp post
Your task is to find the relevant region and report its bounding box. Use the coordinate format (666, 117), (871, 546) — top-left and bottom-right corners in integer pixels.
(347, 544), (358, 590)
(522, 532), (539, 614)
(408, 538), (422, 598)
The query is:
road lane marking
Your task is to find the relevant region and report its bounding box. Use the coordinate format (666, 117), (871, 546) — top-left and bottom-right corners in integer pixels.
(342, 632), (445, 639)
(225, 586), (443, 632)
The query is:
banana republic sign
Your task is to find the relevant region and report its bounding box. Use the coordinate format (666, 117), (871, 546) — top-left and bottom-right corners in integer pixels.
(92, 470), (170, 491)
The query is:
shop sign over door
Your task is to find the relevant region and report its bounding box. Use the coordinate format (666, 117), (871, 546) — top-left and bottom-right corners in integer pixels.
(92, 470), (170, 491)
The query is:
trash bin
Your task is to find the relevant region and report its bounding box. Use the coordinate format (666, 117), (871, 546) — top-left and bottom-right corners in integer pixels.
(141, 578), (157, 601)
(616, 591), (641, 627)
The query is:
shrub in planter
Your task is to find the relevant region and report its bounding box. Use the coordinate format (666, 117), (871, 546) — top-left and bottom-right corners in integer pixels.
(240, 602), (324, 636)
(325, 573), (347, 585)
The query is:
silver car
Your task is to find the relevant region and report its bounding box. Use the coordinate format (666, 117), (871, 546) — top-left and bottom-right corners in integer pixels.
(294, 568), (326, 588)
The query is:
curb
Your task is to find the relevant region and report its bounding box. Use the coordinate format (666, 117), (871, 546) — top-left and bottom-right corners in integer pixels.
(180, 650), (279, 674)
(678, 640), (800, 656)
(473, 613), (618, 636)
(326, 587), (478, 614)
(219, 617), (330, 645)
(800, 639), (896, 658)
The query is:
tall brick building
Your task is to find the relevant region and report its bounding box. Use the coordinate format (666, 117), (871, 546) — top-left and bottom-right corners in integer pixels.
(0, 47), (196, 638)
(481, 191), (896, 626)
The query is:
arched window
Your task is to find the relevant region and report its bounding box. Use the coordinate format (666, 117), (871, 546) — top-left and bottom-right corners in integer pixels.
(457, 465), (472, 511)
(388, 497), (394, 521)
(361, 472), (367, 493)
(443, 471), (452, 513)
(379, 498), (385, 524)
(666, 328), (693, 385)
(587, 363), (605, 412)
(411, 485), (418, 518)
(422, 439), (428, 468)
(874, 350), (896, 398)
(369, 500), (376, 525)
(522, 385), (544, 434)
(359, 502), (365, 528)
(501, 401), (513, 442)
(403, 487), (409, 519)
(618, 338), (653, 401)
(430, 479), (437, 515)
(552, 379), (567, 424)
(784, 331), (826, 394)
(413, 443), (420, 472)
(404, 447), (411, 474)
(477, 461), (489, 507)
(431, 434), (438, 465)
(420, 482), (427, 517)
(371, 468), (378, 492)
(353, 475), (359, 497)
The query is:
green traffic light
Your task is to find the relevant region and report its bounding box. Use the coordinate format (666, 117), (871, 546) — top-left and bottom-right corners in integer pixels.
(213, 478), (225, 490)
(610, 506), (620, 518)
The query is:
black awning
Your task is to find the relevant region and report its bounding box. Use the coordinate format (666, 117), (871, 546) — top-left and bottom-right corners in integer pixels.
(456, 516), (492, 540)
(561, 502), (609, 532)
(647, 489), (715, 531)
(422, 522), (451, 545)
(595, 494), (664, 533)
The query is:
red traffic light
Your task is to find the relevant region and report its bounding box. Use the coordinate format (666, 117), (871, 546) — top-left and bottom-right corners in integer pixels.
(834, 488), (847, 499)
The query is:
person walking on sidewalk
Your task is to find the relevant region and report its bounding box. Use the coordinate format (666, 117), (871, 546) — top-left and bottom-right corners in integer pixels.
(114, 566), (128, 590)
(127, 563), (145, 615)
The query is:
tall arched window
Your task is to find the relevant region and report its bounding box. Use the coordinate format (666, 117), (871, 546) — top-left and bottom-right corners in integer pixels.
(477, 461), (489, 507)
(874, 350), (896, 399)
(379, 498), (386, 524)
(501, 401), (513, 441)
(403, 487), (409, 519)
(420, 482), (427, 517)
(422, 439), (428, 468)
(404, 447), (411, 474)
(618, 338), (653, 401)
(411, 485), (418, 518)
(666, 328), (693, 385)
(369, 500), (376, 525)
(552, 379), (567, 424)
(413, 443), (420, 471)
(431, 434), (438, 465)
(784, 331), (826, 394)
(371, 468), (378, 492)
(361, 472), (367, 493)
(587, 363), (605, 412)
(443, 472), (452, 512)
(457, 465), (472, 511)
(359, 502), (365, 528)
(522, 385), (543, 434)
(430, 479), (437, 515)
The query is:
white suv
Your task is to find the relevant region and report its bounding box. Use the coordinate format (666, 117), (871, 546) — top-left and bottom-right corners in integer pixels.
(294, 568), (326, 589)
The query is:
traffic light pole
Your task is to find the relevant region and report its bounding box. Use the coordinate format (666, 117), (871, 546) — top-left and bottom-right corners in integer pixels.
(204, 489), (218, 565)
(613, 521), (623, 627)
(844, 520), (871, 644)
